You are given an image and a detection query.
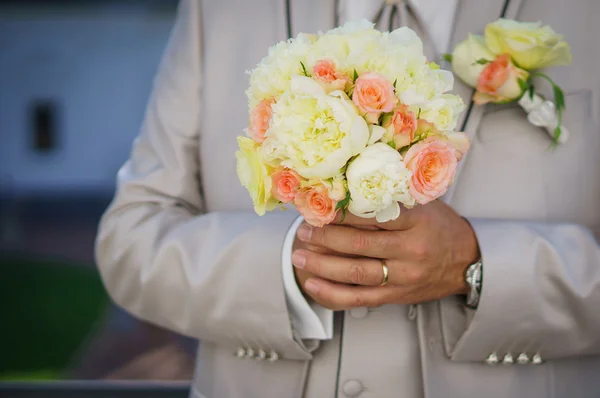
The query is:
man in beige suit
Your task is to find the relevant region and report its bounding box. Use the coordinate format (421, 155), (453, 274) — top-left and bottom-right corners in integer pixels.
(95, 0), (600, 397)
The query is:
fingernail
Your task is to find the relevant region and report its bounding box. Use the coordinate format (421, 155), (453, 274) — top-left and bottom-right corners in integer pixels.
(305, 279), (320, 294)
(291, 251), (306, 268)
(297, 224), (312, 242)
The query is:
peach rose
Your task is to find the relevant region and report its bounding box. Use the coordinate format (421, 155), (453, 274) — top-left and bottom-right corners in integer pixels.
(414, 119), (437, 139)
(426, 131), (471, 161)
(271, 169), (302, 203)
(352, 72), (398, 124)
(294, 184), (338, 227)
(383, 104), (417, 148)
(474, 54), (529, 105)
(312, 59), (350, 93)
(248, 99), (273, 143)
(403, 138), (458, 205)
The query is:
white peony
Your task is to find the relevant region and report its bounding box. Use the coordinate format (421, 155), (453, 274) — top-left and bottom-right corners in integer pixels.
(346, 143), (414, 223)
(387, 27), (424, 55)
(327, 19), (377, 36)
(267, 76), (369, 179)
(246, 34), (315, 109)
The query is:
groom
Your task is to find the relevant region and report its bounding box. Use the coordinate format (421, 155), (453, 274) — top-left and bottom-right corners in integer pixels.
(96, 0), (600, 397)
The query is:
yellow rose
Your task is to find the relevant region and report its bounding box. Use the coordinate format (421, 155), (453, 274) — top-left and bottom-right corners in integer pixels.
(484, 18), (572, 70)
(235, 137), (278, 216)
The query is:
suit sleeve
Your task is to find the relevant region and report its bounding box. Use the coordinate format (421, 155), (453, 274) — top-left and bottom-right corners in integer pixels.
(94, 0), (314, 361)
(439, 219), (600, 362)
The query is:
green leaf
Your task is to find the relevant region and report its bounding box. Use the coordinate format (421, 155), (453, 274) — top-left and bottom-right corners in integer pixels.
(417, 108), (422, 119)
(387, 141), (396, 150)
(393, 79), (397, 89)
(529, 86), (534, 100)
(473, 58), (491, 66)
(531, 72), (566, 110)
(442, 53), (453, 63)
(553, 84), (565, 111)
(517, 78), (528, 92)
(335, 191), (351, 211)
(554, 126), (561, 142)
(335, 191), (352, 222)
(353, 69), (359, 82)
(300, 61), (308, 77)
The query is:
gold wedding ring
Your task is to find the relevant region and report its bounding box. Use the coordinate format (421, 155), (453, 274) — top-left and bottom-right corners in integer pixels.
(380, 260), (389, 286)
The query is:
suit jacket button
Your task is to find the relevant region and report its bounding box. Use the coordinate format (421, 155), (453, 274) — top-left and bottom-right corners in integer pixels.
(256, 349), (267, 360)
(246, 348), (255, 358)
(349, 307), (368, 319)
(502, 353), (514, 365)
(532, 354), (543, 365)
(342, 380), (364, 397)
(235, 347), (246, 358)
(517, 353), (529, 364)
(268, 351), (279, 362)
(485, 353), (499, 365)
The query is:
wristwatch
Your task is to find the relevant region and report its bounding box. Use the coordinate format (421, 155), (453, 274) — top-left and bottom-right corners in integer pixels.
(465, 259), (483, 309)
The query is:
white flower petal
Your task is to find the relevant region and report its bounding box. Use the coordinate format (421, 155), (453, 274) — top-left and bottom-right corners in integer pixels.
(290, 75), (326, 96)
(368, 125), (386, 145)
(376, 202), (401, 223)
(346, 143), (412, 220)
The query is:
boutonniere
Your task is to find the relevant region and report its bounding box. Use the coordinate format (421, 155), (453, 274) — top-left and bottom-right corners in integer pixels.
(444, 18), (572, 145)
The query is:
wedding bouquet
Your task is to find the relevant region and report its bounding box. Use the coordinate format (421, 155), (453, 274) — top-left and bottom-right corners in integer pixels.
(237, 21), (469, 227)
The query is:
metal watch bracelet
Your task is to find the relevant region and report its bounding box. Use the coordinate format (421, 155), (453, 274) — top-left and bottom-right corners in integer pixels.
(465, 259), (483, 309)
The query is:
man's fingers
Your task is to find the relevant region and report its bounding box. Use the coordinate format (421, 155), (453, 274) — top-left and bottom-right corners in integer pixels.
(292, 250), (385, 286)
(297, 223), (403, 258)
(302, 278), (399, 310)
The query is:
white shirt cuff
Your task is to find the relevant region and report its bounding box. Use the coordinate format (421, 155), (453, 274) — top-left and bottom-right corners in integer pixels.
(282, 216), (333, 340)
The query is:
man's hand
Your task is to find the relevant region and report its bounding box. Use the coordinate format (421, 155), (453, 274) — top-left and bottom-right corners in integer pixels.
(292, 200), (480, 311)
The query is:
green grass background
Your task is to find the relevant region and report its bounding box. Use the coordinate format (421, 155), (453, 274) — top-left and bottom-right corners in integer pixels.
(0, 257), (109, 380)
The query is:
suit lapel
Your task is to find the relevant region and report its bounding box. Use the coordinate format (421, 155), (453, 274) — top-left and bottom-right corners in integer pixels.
(442, 0), (525, 204)
(446, 0), (510, 131)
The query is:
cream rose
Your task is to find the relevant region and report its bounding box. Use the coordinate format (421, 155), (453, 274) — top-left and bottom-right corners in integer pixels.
(346, 143), (414, 223)
(451, 34), (496, 87)
(484, 18), (572, 70)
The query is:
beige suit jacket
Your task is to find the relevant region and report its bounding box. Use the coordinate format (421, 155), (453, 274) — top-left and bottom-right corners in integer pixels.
(95, 0), (600, 397)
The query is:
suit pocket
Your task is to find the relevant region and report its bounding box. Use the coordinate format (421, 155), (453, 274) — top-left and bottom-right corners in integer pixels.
(191, 342), (308, 398)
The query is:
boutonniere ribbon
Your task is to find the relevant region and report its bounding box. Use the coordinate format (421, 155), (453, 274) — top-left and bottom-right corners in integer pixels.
(445, 18), (572, 145)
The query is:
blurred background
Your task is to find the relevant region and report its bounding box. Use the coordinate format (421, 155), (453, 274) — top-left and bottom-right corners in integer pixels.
(1, 0), (194, 395)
